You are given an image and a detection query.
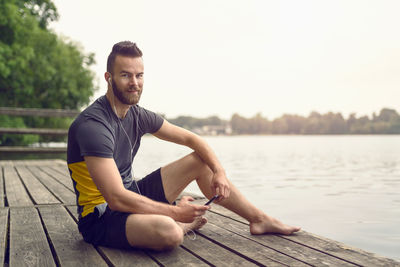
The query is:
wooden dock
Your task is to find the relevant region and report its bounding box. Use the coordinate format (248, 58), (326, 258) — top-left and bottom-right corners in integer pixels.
(0, 160), (398, 266)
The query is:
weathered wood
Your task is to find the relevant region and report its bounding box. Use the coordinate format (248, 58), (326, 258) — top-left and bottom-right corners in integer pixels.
(204, 201), (400, 267)
(201, 214), (349, 266)
(0, 208), (8, 266)
(65, 205), (79, 222)
(99, 247), (159, 267)
(282, 230), (400, 267)
(15, 166), (60, 205)
(50, 162), (71, 176)
(38, 205), (107, 267)
(0, 107), (79, 117)
(197, 222), (299, 266)
(0, 147), (66, 153)
(0, 127), (68, 135)
(39, 166), (74, 192)
(27, 166), (76, 205)
(147, 247), (210, 266)
(181, 232), (268, 266)
(11, 159), (65, 166)
(1, 160), (399, 266)
(64, 206), (160, 266)
(0, 160), (12, 167)
(9, 207), (56, 267)
(65, 205), (208, 266)
(3, 165), (33, 207)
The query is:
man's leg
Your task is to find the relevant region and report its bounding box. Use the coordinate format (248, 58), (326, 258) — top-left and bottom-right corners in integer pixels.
(125, 214), (183, 250)
(125, 213), (208, 251)
(124, 167), (210, 250)
(161, 152), (300, 235)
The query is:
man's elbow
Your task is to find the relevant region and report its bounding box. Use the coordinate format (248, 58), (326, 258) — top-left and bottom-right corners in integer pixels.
(105, 190), (126, 211)
(107, 199), (120, 211)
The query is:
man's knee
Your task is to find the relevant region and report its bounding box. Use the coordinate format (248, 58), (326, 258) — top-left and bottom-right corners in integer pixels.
(155, 216), (184, 250)
(188, 152), (213, 178)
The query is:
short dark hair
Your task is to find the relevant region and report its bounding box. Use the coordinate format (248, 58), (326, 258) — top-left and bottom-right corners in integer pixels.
(107, 41), (143, 73)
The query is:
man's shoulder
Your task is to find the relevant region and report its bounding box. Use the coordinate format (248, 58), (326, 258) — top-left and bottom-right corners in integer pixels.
(135, 105), (161, 119)
(84, 95), (111, 118)
(134, 105), (164, 133)
(70, 96), (115, 134)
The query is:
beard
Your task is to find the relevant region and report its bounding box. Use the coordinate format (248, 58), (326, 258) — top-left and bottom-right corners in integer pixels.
(111, 78), (142, 105)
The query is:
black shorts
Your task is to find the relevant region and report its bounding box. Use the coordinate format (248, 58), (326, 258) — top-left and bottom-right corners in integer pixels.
(78, 168), (170, 249)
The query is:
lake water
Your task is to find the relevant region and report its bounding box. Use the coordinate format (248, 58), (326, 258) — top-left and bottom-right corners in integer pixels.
(133, 135), (400, 261)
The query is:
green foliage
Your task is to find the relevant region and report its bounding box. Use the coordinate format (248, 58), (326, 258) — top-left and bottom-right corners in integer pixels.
(0, 115), (39, 145)
(231, 108), (400, 135)
(169, 108), (400, 135)
(0, 0), (97, 145)
(169, 115), (225, 130)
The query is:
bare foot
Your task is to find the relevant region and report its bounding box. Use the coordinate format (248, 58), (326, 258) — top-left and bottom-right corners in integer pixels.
(178, 216), (208, 234)
(250, 215), (300, 235)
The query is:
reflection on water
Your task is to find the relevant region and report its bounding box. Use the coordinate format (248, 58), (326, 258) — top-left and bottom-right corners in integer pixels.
(133, 135), (400, 261)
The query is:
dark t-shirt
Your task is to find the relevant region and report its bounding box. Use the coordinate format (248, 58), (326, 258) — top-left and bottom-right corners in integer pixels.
(67, 95), (163, 218)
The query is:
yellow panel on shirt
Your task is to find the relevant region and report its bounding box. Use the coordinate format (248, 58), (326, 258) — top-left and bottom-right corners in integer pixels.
(68, 161), (106, 217)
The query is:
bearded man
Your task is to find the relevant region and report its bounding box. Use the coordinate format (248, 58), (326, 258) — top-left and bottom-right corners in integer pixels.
(67, 41), (300, 250)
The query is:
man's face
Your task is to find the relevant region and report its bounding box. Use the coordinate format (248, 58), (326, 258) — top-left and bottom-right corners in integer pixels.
(110, 55), (144, 106)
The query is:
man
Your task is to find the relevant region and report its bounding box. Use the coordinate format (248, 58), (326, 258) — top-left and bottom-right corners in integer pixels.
(67, 41), (300, 251)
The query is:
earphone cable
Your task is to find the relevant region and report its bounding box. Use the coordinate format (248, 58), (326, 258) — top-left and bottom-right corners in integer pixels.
(112, 92), (142, 195)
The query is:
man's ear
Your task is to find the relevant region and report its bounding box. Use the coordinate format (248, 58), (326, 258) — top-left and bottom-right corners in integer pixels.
(104, 72), (111, 83)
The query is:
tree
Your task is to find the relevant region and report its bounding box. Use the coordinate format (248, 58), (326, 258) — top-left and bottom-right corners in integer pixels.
(304, 111), (323, 134)
(374, 108), (399, 123)
(271, 117), (288, 134)
(321, 112), (347, 134)
(278, 114), (306, 134)
(0, 0), (97, 145)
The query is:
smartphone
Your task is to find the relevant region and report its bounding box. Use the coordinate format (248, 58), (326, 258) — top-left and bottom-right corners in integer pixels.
(205, 195), (219, 205)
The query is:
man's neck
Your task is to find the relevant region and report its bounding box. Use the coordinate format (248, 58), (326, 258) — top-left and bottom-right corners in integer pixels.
(106, 91), (130, 119)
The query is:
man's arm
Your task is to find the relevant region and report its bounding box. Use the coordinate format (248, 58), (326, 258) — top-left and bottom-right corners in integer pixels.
(84, 156), (208, 222)
(153, 120), (231, 200)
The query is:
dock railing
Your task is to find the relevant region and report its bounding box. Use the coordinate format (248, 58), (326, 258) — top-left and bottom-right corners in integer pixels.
(0, 107), (79, 153)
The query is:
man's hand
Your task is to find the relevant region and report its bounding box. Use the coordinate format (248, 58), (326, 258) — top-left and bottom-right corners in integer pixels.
(173, 196), (209, 223)
(211, 170), (230, 202)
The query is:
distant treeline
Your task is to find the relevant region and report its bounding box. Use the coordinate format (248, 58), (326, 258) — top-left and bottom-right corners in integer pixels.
(167, 108), (400, 135)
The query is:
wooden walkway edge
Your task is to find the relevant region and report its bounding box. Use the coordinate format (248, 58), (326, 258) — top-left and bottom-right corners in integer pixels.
(0, 160), (399, 266)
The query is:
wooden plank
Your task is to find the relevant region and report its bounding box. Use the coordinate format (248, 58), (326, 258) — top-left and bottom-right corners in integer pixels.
(15, 166), (60, 205)
(39, 166), (74, 192)
(203, 212), (356, 266)
(192, 200), (354, 266)
(148, 247), (209, 266)
(9, 207), (56, 267)
(65, 205), (79, 222)
(181, 232), (271, 266)
(27, 166), (76, 205)
(99, 247), (159, 267)
(282, 230), (400, 267)
(204, 202), (400, 267)
(0, 127), (68, 135)
(3, 165), (33, 207)
(50, 163), (71, 177)
(0, 160), (12, 167)
(0, 107), (79, 117)
(65, 205), (205, 266)
(0, 208), (8, 266)
(195, 219), (309, 266)
(38, 205), (107, 267)
(0, 166), (4, 207)
(14, 159), (64, 166)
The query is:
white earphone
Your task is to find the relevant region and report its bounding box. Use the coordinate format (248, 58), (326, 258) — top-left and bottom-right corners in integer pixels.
(108, 74), (141, 194)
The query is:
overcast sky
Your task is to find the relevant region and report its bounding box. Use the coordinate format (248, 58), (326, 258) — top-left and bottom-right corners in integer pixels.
(50, 0), (400, 120)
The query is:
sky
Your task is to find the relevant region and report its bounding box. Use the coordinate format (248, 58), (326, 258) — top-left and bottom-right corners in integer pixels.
(49, 0), (400, 120)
